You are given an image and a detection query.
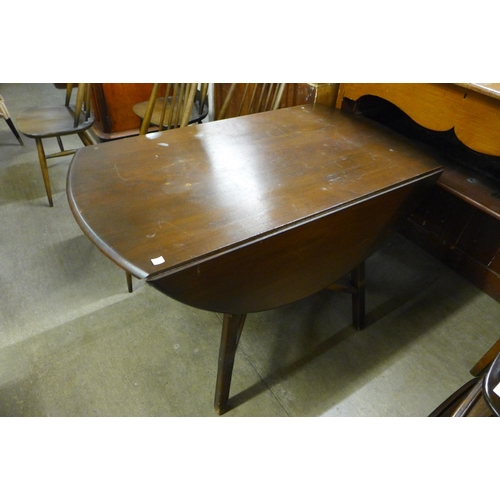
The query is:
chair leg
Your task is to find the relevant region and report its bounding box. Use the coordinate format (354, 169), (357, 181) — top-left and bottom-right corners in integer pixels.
(5, 118), (24, 145)
(214, 313), (246, 415)
(65, 84), (74, 106)
(351, 261), (366, 330)
(35, 138), (53, 207)
(126, 271), (133, 293)
(78, 131), (93, 147)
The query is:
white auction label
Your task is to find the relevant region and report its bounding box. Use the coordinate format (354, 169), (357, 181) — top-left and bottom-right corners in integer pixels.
(151, 256), (165, 265)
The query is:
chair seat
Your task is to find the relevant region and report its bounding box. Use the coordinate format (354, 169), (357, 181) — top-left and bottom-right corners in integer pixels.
(133, 96), (208, 129)
(17, 105), (94, 138)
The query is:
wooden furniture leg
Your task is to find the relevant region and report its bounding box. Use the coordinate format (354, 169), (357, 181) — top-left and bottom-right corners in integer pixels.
(5, 117), (24, 145)
(326, 261), (366, 331)
(35, 138), (53, 207)
(78, 130), (94, 146)
(33, 131), (93, 208)
(214, 313), (246, 415)
(126, 271), (133, 293)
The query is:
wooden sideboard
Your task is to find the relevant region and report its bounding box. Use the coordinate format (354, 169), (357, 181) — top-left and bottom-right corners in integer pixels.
(336, 83), (500, 302)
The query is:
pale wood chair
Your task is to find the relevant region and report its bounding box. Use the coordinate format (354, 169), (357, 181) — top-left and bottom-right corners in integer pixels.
(133, 83), (208, 134)
(0, 94), (24, 145)
(216, 83), (286, 120)
(17, 84), (94, 207)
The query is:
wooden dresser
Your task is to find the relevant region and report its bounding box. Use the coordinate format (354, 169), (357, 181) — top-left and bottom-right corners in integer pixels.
(336, 83), (500, 302)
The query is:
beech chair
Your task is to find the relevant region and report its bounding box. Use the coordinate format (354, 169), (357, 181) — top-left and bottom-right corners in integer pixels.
(133, 83), (209, 134)
(17, 83), (94, 207)
(0, 94), (24, 145)
(216, 83), (286, 120)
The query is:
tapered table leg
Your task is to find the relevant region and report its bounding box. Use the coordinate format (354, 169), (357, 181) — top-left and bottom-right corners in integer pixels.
(351, 261), (365, 330)
(214, 313), (246, 415)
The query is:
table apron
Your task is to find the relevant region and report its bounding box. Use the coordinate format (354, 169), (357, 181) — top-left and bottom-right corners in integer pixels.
(149, 172), (439, 313)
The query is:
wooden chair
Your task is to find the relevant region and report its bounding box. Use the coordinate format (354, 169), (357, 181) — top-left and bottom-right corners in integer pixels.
(0, 94), (24, 145)
(17, 84), (94, 207)
(133, 83), (208, 134)
(216, 83), (286, 120)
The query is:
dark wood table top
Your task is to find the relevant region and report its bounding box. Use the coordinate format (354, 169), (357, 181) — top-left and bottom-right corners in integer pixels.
(67, 104), (442, 285)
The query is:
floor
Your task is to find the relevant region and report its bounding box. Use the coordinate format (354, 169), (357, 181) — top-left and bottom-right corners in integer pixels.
(1, 83), (500, 417)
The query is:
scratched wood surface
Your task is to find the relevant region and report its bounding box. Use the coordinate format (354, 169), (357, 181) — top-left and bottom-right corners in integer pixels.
(68, 104), (442, 282)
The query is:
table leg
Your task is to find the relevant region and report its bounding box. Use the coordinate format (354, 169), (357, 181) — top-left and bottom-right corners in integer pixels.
(214, 313), (246, 415)
(351, 261), (365, 330)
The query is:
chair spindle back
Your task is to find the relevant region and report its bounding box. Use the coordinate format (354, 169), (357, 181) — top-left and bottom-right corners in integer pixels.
(217, 83), (286, 120)
(139, 83), (207, 135)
